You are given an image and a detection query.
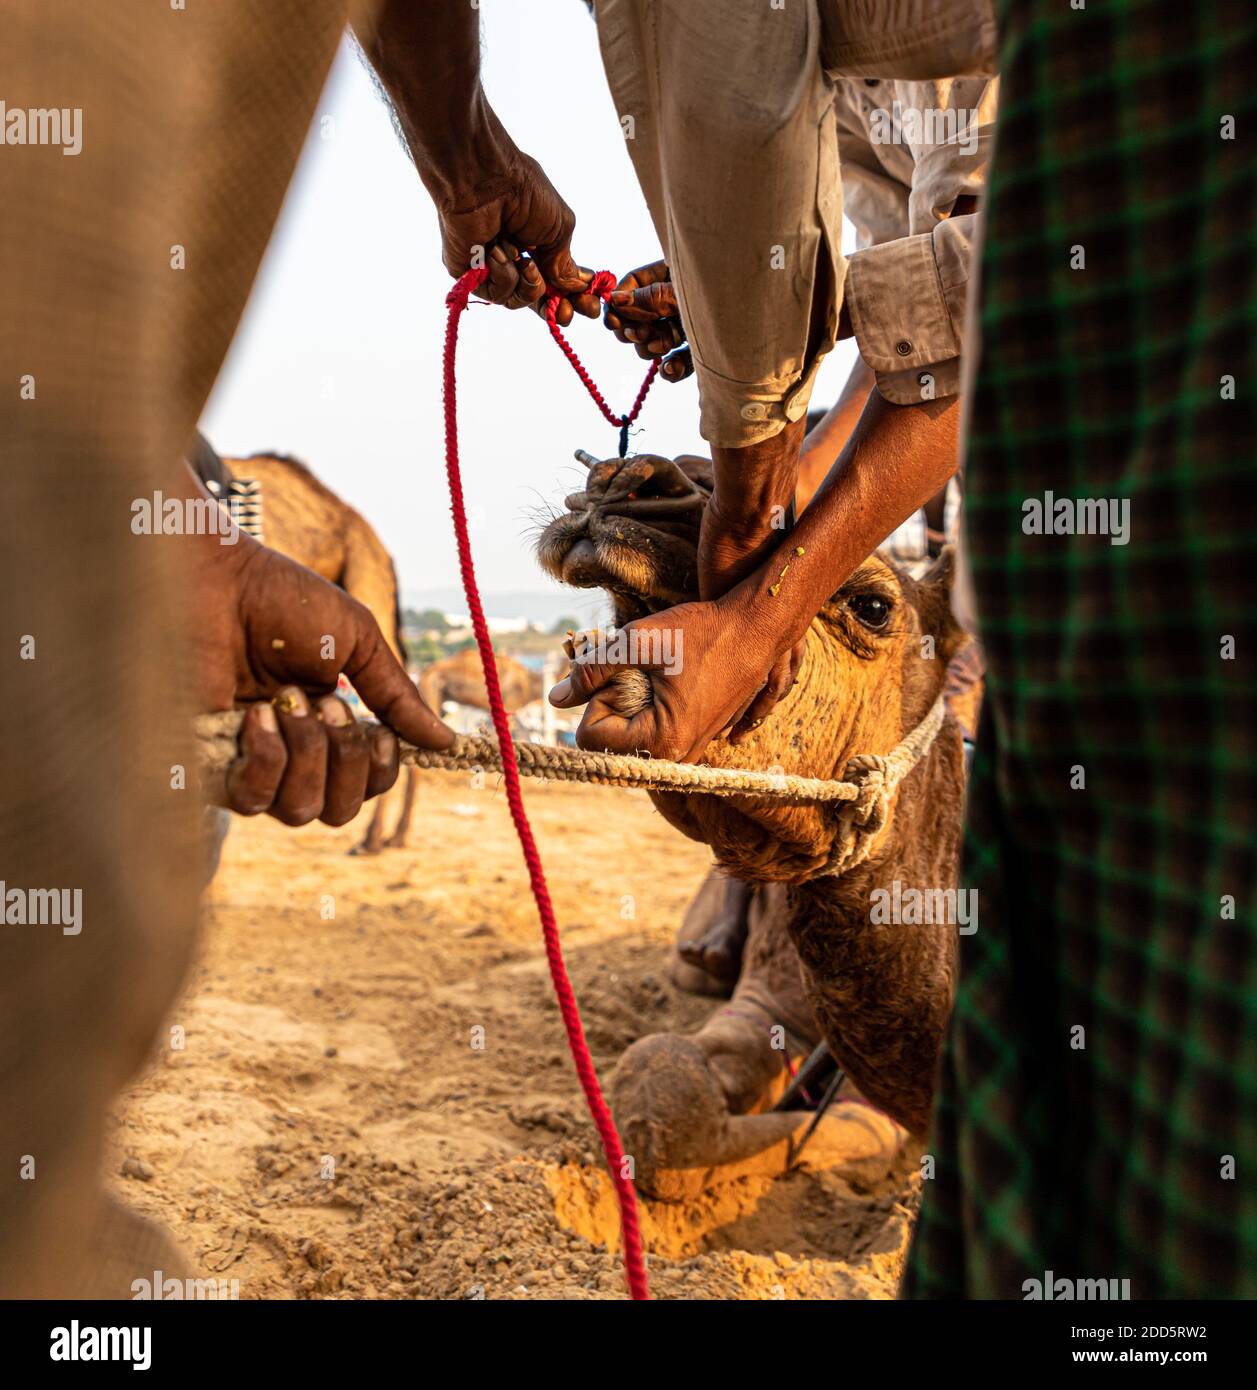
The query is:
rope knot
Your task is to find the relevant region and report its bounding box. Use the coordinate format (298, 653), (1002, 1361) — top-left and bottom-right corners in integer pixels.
(843, 754), (892, 835)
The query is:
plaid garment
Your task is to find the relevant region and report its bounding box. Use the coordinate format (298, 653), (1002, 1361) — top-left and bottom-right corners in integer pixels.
(904, 0), (1257, 1298)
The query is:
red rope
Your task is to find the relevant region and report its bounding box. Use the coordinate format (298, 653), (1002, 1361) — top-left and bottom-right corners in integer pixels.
(442, 264), (650, 1300)
(542, 270), (660, 455)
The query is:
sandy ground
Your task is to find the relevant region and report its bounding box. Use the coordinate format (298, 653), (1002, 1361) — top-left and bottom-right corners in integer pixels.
(109, 768), (918, 1300)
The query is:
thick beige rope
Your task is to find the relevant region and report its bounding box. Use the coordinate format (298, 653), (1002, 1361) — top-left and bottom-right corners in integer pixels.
(197, 695), (944, 805)
(821, 691), (947, 877)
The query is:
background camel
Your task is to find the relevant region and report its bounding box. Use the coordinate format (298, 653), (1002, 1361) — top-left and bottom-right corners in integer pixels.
(538, 452), (970, 1192)
(211, 443), (418, 854)
(418, 646), (543, 729)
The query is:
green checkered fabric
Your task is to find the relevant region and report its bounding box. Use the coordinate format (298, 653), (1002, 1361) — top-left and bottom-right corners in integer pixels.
(904, 0), (1257, 1298)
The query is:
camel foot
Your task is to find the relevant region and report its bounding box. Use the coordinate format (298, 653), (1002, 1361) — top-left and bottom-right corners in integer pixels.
(383, 833), (408, 850)
(611, 1034), (805, 1199)
(678, 915), (749, 985)
(668, 953), (734, 998)
(349, 840), (383, 857)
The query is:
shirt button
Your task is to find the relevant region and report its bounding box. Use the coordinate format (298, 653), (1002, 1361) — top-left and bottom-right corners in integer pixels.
(895, 340), (913, 356)
(784, 395), (808, 422)
(740, 402), (768, 421)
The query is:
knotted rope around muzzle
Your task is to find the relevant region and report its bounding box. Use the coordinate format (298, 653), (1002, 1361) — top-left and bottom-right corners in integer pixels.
(194, 690), (946, 877)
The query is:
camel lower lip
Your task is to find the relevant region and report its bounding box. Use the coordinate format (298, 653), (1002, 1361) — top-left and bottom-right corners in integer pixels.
(560, 539), (610, 588)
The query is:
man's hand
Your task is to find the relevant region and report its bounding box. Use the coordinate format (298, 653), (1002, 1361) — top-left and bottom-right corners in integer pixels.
(357, 2), (600, 327)
(548, 597), (782, 763)
(604, 260), (693, 381)
(435, 152), (603, 327)
(192, 528), (453, 826)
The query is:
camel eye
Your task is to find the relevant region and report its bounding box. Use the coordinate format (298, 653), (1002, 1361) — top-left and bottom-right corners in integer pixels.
(849, 592), (892, 630)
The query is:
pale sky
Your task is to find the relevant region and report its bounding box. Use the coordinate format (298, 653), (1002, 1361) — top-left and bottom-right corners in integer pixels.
(201, 1), (859, 599)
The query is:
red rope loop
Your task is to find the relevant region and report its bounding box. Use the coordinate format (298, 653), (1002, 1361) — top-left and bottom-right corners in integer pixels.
(442, 264), (650, 1300)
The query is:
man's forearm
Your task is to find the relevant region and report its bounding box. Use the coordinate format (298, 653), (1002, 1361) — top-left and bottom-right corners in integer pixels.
(356, 1), (509, 206)
(729, 392), (961, 649)
(703, 419), (807, 597)
(796, 357), (876, 510)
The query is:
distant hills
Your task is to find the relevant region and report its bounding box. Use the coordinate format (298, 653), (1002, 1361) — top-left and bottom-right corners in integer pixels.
(402, 585), (609, 630)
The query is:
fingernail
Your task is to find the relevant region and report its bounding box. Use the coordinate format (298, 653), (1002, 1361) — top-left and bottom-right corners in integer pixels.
(319, 697), (351, 726)
(523, 262), (542, 282)
(490, 245), (507, 265)
(549, 677), (572, 705)
(610, 290), (630, 306)
(256, 702), (278, 733)
(275, 687), (309, 716)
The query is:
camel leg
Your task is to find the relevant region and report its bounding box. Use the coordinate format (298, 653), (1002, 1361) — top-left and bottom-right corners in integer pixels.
(383, 767), (418, 849)
(613, 881), (846, 1198)
(670, 869), (754, 997)
(351, 799), (387, 856)
(678, 874), (754, 983)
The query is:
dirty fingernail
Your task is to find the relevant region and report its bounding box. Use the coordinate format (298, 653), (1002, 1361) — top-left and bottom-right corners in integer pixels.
(256, 702), (278, 733)
(275, 687), (309, 716)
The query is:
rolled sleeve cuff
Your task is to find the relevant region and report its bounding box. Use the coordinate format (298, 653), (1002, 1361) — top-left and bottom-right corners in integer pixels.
(870, 355), (961, 404)
(694, 351), (829, 450)
(844, 232), (962, 401)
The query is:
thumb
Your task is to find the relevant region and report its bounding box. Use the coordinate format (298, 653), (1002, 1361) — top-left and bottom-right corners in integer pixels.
(343, 617), (455, 751)
(550, 657), (655, 717)
(548, 651), (620, 710)
(535, 244), (589, 295)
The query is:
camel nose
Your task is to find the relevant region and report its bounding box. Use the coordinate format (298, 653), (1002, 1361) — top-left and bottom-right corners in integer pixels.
(561, 538), (606, 588)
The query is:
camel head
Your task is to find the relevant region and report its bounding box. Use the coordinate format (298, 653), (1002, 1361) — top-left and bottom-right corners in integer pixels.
(538, 453), (967, 883)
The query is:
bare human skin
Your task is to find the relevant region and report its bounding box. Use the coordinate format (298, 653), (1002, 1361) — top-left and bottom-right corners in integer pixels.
(550, 399), (960, 759)
(670, 359), (879, 985)
(590, 261), (961, 751)
(192, 1), (599, 814)
(537, 453), (969, 1184)
(358, 1), (600, 326)
(183, 466), (452, 825)
(218, 449), (423, 854)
